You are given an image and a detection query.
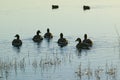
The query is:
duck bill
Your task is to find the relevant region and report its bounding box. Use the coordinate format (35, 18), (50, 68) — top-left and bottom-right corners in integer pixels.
(75, 39), (78, 41)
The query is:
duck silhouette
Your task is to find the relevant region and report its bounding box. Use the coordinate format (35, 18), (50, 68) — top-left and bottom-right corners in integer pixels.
(83, 5), (90, 10)
(76, 38), (89, 49)
(52, 5), (59, 9)
(83, 34), (93, 47)
(44, 28), (53, 39)
(57, 33), (68, 47)
(12, 34), (22, 47)
(33, 30), (43, 42)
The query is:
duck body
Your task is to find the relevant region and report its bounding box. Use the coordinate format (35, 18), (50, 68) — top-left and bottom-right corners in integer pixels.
(33, 35), (43, 42)
(44, 33), (53, 39)
(83, 5), (90, 10)
(57, 38), (68, 47)
(44, 28), (53, 39)
(12, 34), (22, 47)
(76, 38), (89, 50)
(83, 39), (93, 47)
(52, 5), (59, 9)
(12, 39), (22, 47)
(57, 33), (68, 47)
(33, 30), (43, 43)
(83, 34), (93, 47)
(76, 42), (89, 49)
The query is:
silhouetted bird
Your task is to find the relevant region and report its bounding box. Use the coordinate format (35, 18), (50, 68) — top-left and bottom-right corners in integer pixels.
(83, 34), (93, 47)
(57, 33), (68, 47)
(33, 30), (43, 42)
(83, 5), (90, 10)
(52, 5), (59, 9)
(76, 38), (89, 49)
(44, 28), (53, 39)
(12, 34), (22, 47)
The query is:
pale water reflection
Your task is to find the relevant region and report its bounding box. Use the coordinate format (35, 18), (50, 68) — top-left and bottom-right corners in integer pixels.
(0, 0), (120, 80)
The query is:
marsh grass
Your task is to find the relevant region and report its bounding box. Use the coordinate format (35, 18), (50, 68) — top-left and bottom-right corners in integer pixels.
(0, 54), (119, 80)
(75, 62), (118, 80)
(0, 53), (62, 75)
(0, 46), (119, 80)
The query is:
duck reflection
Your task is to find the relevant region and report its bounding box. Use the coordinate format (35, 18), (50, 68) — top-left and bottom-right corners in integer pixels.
(76, 49), (88, 57)
(12, 46), (21, 53)
(76, 49), (82, 58)
(34, 42), (42, 48)
(44, 39), (52, 48)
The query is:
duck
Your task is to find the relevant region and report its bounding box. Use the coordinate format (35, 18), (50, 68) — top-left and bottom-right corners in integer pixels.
(52, 5), (59, 9)
(32, 30), (43, 42)
(44, 28), (53, 39)
(57, 33), (68, 47)
(83, 5), (90, 10)
(12, 34), (22, 47)
(76, 38), (89, 49)
(83, 34), (93, 47)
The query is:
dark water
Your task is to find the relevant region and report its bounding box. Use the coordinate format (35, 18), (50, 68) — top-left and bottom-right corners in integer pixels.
(0, 0), (120, 80)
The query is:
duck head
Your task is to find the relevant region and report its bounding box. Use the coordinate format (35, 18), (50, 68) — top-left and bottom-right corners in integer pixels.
(37, 30), (41, 35)
(75, 38), (81, 43)
(47, 28), (50, 33)
(84, 34), (87, 40)
(60, 33), (63, 38)
(15, 34), (20, 39)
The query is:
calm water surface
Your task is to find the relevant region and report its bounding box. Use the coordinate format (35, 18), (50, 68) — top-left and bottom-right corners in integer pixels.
(0, 0), (120, 80)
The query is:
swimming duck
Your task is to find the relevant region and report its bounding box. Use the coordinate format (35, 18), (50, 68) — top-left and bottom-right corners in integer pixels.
(12, 34), (22, 47)
(83, 5), (90, 10)
(83, 34), (93, 47)
(76, 38), (89, 49)
(32, 30), (43, 42)
(52, 5), (59, 9)
(57, 33), (68, 47)
(44, 28), (53, 39)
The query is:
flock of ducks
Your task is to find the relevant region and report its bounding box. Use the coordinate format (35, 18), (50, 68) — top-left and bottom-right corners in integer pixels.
(12, 28), (93, 50)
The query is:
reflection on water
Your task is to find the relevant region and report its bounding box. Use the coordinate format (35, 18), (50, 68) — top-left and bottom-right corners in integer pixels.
(12, 47), (21, 53)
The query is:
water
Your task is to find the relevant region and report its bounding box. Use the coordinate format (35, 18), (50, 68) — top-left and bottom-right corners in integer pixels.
(0, 0), (120, 80)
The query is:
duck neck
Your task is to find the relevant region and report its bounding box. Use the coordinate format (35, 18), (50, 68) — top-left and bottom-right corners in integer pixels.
(60, 36), (63, 39)
(37, 32), (39, 35)
(78, 41), (81, 44)
(60, 33), (63, 39)
(17, 36), (19, 40)
(78, 40), (81, 44)
(47, 29), (50, 33)
(84, 34), (87, 40)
